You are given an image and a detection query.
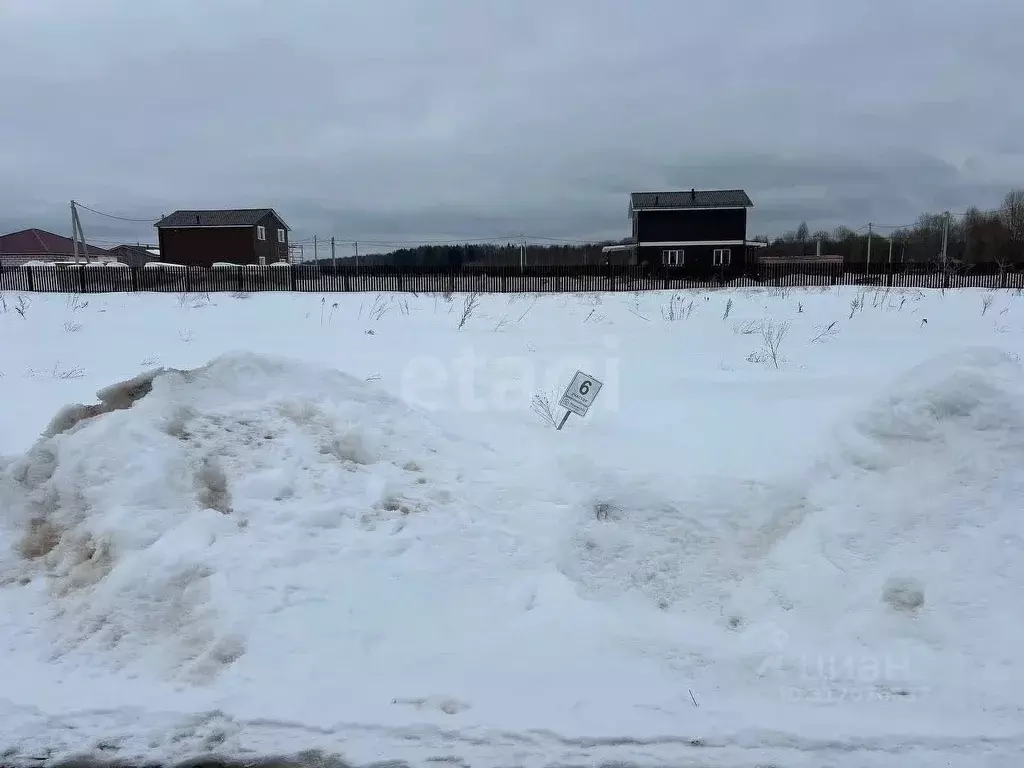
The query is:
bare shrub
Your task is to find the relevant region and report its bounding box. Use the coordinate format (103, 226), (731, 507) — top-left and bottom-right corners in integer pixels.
(66, 293), (89, 312)
(361, 294), (389, 321)
(733, 319), (761, 335)
(981, 294), (994, 316)
(661, 294), (694, 321)
(457, 292), (480, 329)
(723, 297), (733, 320)
(758, 320), (790, 369)
(63, 320), (82, 333)
(530, 390), (559, 428)
(52, 363), (85, 380)
(177, 292), (209, 309)
(629, 292), (649, 321)
(15, 296), (29, 318)
(810, 321), (839, 343)
(0, 293), (7, 313)
(513, 296), (538, 326)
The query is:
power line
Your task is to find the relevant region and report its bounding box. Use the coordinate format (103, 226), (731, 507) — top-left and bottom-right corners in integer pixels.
(74, 202), (161, 223)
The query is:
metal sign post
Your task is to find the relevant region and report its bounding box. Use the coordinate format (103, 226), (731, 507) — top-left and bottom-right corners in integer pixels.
(557, 370), (604, 430)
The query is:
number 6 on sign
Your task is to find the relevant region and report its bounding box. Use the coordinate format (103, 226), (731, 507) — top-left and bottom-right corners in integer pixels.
(557, 370), (604, 429)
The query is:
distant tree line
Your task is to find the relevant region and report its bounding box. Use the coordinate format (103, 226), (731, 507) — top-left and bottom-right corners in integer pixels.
(762, 188), (1024, 272)
(312, 187), (1023, 271)
(322, 241), (621, 269)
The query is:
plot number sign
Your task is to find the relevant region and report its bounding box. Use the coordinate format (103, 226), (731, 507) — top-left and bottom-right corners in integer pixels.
(557, 370), (604, 429)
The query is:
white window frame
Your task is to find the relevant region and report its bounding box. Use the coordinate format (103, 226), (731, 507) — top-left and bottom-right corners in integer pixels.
(277, 228), (286, 243)
(662, 249), (683, 266)
(713, 248), (731, 266)
(256, 225), (267, 241)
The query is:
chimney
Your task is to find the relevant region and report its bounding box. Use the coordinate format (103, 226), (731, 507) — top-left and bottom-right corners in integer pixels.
(691, 187), (696, 200)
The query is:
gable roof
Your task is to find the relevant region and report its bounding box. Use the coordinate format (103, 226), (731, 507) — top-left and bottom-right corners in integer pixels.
(111, 243), (160, 256)
(0, 228), (110, 257)
(630, 189), (753, 212)
(154, 209), (289, 229)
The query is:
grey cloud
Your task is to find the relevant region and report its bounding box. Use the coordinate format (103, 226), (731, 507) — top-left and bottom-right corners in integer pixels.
(1, 0), (1021, 245)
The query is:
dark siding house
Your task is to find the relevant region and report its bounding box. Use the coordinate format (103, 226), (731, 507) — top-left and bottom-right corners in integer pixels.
(628, 189), (764, 270)
(154, 209), (290, 267)
(108, 244), (160, 268)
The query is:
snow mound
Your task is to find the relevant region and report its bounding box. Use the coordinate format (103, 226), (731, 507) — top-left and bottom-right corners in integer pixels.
(728, 346), (1024, 697)
(560, 346), (1024, 662)
(0, 352), (475, 683)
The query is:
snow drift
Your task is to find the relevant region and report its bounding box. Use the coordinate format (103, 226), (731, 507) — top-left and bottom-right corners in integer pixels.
(0, 352), (501, 683)
(1, 342), (1023, 765)
(558, 346), (1024, 708)
(727, 346), (1024, 703)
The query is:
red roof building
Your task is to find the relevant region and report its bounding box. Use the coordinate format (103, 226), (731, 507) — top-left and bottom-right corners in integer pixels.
(0, 228), (111, 267)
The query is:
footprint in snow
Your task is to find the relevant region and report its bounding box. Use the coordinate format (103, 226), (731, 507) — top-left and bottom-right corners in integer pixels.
(392, 695), (471, 715)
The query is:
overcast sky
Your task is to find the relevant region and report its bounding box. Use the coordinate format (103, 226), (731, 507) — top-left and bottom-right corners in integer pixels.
(2, 0), (1022, 250)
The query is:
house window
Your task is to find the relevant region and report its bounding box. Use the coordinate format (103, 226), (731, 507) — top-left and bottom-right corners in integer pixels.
(256, 225), (267, 241)
(662, 249), (683, 266)
(713, 248), (731, 266)
(277, 228), (285, 243)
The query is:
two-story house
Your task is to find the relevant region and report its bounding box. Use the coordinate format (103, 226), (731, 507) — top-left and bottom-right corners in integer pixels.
(154, 208), (290, 267)
(628, 189), (764, 270)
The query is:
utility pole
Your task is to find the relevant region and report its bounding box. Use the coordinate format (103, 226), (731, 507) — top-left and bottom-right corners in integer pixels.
(866, 222), (872, 275)
(69, 200), (89, 264)
(519, 233), (526, 270)
(330, 236), (336, 270)
(354, 241), (359, 269)
(888, 236), (893, 266)
(71, 201), (79, 264)
(940, 210), (950, 285)
(313, 235), (318, 265)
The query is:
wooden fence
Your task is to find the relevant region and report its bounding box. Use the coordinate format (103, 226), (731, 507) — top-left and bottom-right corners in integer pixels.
(2, 262), (1024, 294)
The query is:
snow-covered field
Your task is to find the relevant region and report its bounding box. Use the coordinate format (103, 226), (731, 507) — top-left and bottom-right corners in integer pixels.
(1, 285), (1022, 767)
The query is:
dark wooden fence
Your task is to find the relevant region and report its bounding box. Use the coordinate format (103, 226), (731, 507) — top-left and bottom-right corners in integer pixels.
(3, 262), (1024, 294)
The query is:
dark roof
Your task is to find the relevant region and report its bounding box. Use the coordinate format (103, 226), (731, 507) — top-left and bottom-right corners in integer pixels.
(0, 228), (110, 257)
(110, 243), (158, 255)
(630, 189), (753, 211)
(154, 209), (289, 229)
